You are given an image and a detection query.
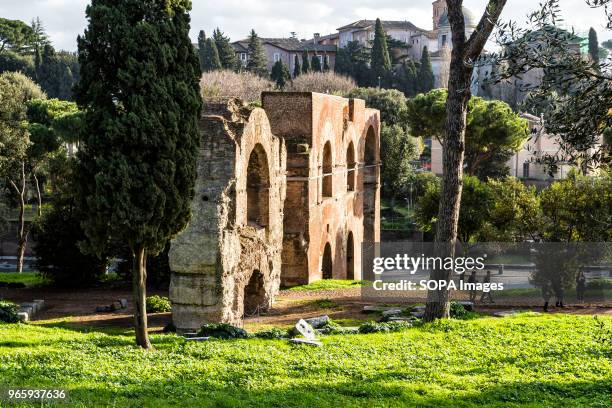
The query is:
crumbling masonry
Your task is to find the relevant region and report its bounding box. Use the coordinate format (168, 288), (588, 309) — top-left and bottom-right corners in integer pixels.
(169, 92), (380, 331)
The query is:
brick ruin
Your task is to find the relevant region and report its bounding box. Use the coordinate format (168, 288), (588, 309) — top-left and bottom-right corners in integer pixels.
(169, 92), (380, 331)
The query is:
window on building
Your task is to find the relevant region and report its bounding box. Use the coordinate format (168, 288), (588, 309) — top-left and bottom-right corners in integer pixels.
(240, 53), (247, 62)
(274, 53), (280, 62)
(523, 162), (530, 178)
(369, 32), (375, 40)
(442, 35), (447, 46)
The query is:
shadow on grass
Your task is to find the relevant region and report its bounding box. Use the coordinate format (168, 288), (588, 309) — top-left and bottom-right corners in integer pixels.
(58, 377), (612, 407)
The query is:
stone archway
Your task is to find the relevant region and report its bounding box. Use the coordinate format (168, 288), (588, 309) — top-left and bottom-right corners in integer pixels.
(346, 232), (354, 280)
(246, 144), (270, 228)
(322, 243), (333, 279)
(346, 141), (356, 192)
(244, 270), (266, 316)
(322, 141), (333, 198)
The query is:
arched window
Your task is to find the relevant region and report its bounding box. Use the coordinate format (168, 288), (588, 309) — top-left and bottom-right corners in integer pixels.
(246, 144), (270, 228)
(346, 141), (356, 192)
(346, 232), (354, 280)
(322, 243), (333, 279)
(363, 127), (376, 185)
(244, 270), (265, 315)
(322, 141), (333, 198)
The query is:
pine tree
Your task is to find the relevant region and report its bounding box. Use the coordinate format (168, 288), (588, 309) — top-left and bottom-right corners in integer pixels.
(30, 17), (50, 54)
(271, 60), (291, 89)
(197, 30), (207, 71)
(213, 28), (237, 69)
(293, 54), (301, 77)
(311, 54), (321, 72)
(417, 47), (435, 93)
(402, 59), (418, 97)
(588, 27), (599, 64)
(370, 18), (391, 87)
(246, 29), (268, 76)
(302, 50), (311, 73)
(75, 0), (202, 349)
(323, 53), (330, 71)
(204, 38), (222, 71)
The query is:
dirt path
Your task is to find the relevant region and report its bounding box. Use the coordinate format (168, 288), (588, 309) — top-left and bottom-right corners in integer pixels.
(1, 284), (609, 333)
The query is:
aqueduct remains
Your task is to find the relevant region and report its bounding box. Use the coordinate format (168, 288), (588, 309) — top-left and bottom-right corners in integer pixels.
(169, 92), (380, 331)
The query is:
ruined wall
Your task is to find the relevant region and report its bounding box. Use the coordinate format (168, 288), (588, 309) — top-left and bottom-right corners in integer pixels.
(262, 92), (380, 286)
(169, 100), (286, 331)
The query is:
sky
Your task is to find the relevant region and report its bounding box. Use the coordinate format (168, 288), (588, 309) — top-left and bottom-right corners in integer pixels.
(0, 0), (610, 51)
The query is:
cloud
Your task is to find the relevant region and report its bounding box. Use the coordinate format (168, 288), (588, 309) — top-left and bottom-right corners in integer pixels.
(0, 0), (609, 51)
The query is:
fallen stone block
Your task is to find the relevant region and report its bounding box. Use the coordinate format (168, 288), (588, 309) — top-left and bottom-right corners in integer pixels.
(410, 311), (424, 318)
(21, 302), (39, 314)
(111, 301), (123, 311)
(19, 306), (34, 316)
(95, 305), (111, 313)
(493, 310), (518, 318)
(17, 312), (29, 322)
(412, 305), (426, 312)
(456, 301), (474, 311)
(304, 315), (329, 329)
(388, 316), (415, 323)
(290, 338), (322, 346)
(185, 336), (210, 342)
(119, 299), (128, 309)
(381, 309), (403, 318)
(33, 299), (45, 310)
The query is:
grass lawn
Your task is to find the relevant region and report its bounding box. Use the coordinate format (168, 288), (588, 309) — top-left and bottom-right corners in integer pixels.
(0, 272), (48, 287)
(286, 279), (366, 291)
(1, 314), (610, 407)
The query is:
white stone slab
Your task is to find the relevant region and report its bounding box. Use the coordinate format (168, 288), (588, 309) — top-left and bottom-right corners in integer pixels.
(295, 319), (317, 340)
(290, 338), (322, 346)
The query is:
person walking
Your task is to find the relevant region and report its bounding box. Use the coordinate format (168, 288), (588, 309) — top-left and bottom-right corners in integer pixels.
(479, 270), (494, 304)
(576, 270), (587, 302)
(468, 270), (477, 303)
(542, 282), (552, 312)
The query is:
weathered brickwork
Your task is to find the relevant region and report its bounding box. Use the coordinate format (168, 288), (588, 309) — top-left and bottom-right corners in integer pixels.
(169, 93), (380, 331)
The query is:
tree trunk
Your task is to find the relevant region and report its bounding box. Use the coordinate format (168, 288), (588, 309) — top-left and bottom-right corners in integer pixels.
(133, 246), (152, 349)
(423, 0), (507, 322)
(33, 173), (42, 218)
(10, 162), (28, 274)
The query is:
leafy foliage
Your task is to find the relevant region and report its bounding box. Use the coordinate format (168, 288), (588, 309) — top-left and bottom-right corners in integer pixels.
(146, 295), (172, 313)
(358, 321), (412, 333)
(200, 69), (274, 102)
(0, 300), (19, 323)
(197, 323), (249, 339)
(370, 19), (391, 87)
(212, 28), (237, 70)
(417, 47), (435, 93)
(270, 60), (291, 89)
(288, 71), (356, 94)
(254, 327), (289, 339)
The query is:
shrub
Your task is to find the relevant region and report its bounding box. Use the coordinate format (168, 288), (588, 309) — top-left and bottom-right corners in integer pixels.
(289, 72), (356, 94)
(254, 327), (289, 339)
(358, 321), (411, 334)
(33, 197), (107, 287)
(200, 70), (274, 103)
(197, 323), (248, 339)
(587, 278), (612, 290)
(0, 300), (20, 323)
(146, 295), (172, 313)
(344, 87), (409, 126)
(450, 302), (468, 319)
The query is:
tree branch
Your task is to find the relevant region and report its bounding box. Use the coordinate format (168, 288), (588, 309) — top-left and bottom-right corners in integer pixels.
(466, 0), (508, 60)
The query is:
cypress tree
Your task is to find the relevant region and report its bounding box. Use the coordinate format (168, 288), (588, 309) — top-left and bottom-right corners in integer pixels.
(271, 60), (291, 89)
(588, 27), (599, 64)
(75, 0), (202, 349)
(311, 54), (321, 72)
(302, 49), (311, 73)
(370, 18), (391, 86)
(212, 28), (237, 69)
(246, 29), (268, 76)
(293, 54), (301, 77)
(417, 47), (435, 93)
(204, 37), (222, 71)
(197, 30), (207, 71)
(402, 59), (418, 97)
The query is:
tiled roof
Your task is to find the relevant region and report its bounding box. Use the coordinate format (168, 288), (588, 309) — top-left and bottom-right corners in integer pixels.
(337, 20), (427, 33)
(232, 38), (337, 53)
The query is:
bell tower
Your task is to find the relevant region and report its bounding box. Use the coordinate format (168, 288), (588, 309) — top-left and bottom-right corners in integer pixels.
(432, 0), (447, 30)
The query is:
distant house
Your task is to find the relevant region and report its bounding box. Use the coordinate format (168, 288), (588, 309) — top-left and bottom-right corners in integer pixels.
(430, 113), (586, 184)
(232, 36), (337, 74)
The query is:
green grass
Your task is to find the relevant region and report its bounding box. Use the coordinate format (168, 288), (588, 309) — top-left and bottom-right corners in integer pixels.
(0, 314), (610, 407)
(498, 287), (612, 300)
(286, 279), (367, 291)
(0, 272), (48, 287)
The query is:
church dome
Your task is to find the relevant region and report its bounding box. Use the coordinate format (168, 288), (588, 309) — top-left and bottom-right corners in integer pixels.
(438, 7), (477, 29)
